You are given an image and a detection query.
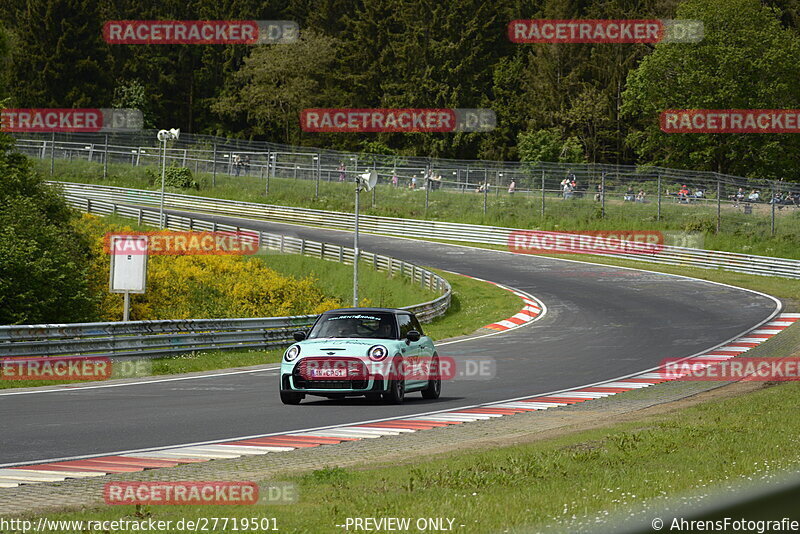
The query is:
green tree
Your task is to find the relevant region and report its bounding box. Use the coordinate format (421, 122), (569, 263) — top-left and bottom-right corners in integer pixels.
(518, 128), (585, 164)
(112, 79), (157, 128)
(7, 0), (113, 107)
(213, 31), (345, 145)
(622, 0), (800, 180)
(0, 140), (97, 324)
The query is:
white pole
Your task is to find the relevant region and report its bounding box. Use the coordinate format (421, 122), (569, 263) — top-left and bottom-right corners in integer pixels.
(159, 137), (167, 228)
(123, 292), (130, 322)
(353, 184), (360, 307)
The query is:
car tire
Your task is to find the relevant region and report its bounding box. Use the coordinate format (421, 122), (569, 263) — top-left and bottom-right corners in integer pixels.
(280, 391), (304, 405)
(421, 354), (441, 400)
(383, 358), (405, 405)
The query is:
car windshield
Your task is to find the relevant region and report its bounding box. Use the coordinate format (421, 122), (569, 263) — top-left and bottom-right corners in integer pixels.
(308, 312), (398, 339)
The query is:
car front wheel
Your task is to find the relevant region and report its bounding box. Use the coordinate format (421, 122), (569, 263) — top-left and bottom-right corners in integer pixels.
(280, 391), (304, 405)
(383, 358), (405, 404)
(421, 354), (441, 400)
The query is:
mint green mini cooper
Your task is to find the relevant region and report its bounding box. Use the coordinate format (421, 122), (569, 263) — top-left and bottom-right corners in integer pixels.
(279, 308), (441, 405)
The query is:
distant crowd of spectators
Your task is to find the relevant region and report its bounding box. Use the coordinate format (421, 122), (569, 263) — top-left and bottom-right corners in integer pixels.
(256, 161), (800, 210)
(729, 187), (800, 208)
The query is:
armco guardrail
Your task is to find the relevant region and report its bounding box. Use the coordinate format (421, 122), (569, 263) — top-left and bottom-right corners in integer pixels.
(0, 196), (451, 359)
(55, 182), (800, 279)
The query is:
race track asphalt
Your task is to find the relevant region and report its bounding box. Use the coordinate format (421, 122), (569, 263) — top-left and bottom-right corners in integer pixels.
(0, 210), (779, 465)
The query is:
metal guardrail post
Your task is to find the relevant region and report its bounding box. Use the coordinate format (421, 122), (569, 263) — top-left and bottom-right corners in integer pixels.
(716, 178), (721, 234)
(212, 143), (217, 187)
(50, 132), (55, 175)
(425, 178), (430, 217)
(314, 153), (320, 199)
(541, 171), (545, 217)
(771, 182), (776, 235)
(103, 134), (109, 179)
(657, 173), (662, 221)
(601, 172), (606, 218)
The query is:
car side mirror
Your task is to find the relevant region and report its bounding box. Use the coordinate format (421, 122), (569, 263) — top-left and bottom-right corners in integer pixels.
(406, 330), (421, 343)
(292, 330), (307, 342)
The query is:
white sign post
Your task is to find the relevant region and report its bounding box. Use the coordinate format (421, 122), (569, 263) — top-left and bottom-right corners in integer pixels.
(109, 235), (148, 321)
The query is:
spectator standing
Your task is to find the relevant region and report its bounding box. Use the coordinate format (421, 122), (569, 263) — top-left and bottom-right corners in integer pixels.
(392, 173), (398, 187)
(678, 184), (690, 203)
(338, 162), (346, 182)
(508, 180), (516, 195)
(232, 154), (241, 176)
(562, 179), (573, 199)
(733, 187), (745, 207)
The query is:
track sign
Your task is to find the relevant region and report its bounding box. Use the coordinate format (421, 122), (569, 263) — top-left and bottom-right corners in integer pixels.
(109, 235), (148, 293)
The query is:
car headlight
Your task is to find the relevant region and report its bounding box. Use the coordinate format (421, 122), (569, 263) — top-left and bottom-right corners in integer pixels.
(368, 345), (388, 361)
(285, 345), (300, 362)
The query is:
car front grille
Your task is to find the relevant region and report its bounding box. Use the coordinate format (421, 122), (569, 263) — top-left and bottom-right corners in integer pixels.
(292, 357), (369, 390)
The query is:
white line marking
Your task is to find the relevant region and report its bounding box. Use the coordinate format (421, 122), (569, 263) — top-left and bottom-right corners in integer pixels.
(0, 366), (282, 397)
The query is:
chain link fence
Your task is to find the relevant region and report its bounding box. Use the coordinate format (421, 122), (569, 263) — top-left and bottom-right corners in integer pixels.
(12, 131), (800, 238)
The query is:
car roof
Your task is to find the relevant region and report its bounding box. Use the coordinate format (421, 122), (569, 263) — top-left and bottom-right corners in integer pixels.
(320, 307), (411, 315)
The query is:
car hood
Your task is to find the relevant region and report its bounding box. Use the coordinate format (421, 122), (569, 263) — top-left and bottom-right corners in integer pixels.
(296, 338), (397, 357)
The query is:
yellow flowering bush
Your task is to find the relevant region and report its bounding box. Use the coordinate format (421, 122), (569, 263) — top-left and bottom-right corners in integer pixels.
(73, 214), (342, 320)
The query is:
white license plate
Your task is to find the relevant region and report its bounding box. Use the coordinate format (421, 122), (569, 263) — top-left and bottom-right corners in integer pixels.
(310, 368), (347, 378)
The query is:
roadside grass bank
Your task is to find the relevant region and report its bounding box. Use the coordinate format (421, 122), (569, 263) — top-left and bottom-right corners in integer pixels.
(97, 214), (438, 311)
(32, 374), (800, 532)
(0, 270), (521, 389)
(44, 159), (800, 260)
